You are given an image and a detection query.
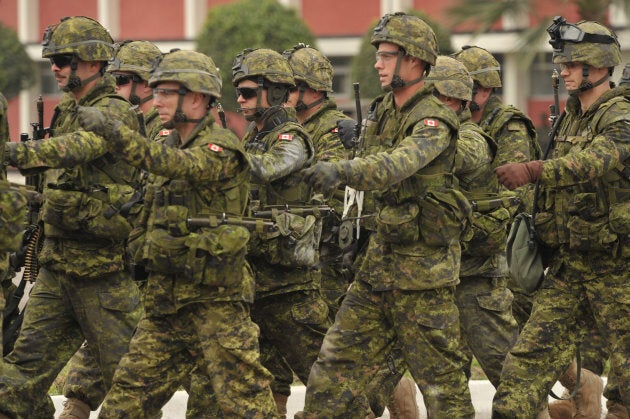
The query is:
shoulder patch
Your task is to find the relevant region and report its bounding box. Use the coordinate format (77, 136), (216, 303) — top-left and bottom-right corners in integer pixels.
(423, 118), (439, 127)
(507, 121), (522, 131)
(279, 133), (294, 141)
(159, 129), (172, 137)
(208, 143), (224, 152)
(331, 127), (339, 133)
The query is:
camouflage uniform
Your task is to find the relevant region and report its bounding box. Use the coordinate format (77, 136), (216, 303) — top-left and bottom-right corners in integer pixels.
(492, 19), (630, 417)
(0, 17), (143, 418)
(452, 45), (541, 331)
(299, 13), (474, 418)
(426, 56), (520, 388)
(61, 40), (165, 416)
(77, 49), (278, 418)
(231, 49), (332, 401)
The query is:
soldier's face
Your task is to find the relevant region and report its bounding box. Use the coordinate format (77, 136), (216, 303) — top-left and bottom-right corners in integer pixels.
(236, 79), (269, 117)
(50, 57), (92, 90)
(152, 81), (186, 123)
(374, 42), (400, 88)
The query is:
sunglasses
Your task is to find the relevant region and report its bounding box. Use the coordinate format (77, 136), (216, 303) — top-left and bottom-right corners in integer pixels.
(236, 87), (259, 100)
(49, 54), (73, 68)
(114, 74), (143, 86)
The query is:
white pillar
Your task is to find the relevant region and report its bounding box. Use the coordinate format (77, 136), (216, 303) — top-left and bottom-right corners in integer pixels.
(380, 0), (412, 14)
(501, 53), (528, 111)
(98, 0), (119, 40)
(184, 0), (207, 39)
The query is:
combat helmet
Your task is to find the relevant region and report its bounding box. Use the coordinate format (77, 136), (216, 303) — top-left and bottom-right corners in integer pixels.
(149, 49), (222, 126)
(283, 43), (333, 92)
(42, 16), (114, 61)
(150, 49), (222, 98)
(371, 12), (438, 66)
(426, 56), (473, 102)
(107, 40), (162, 81)
(547, 16), (620, 93)
(452, 46), (502, 88)
(232, 48), (295, 87)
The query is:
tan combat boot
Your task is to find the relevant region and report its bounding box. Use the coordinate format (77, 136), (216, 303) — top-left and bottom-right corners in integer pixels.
(273, 393), (288, 416)
(558, 360), (603, 419)
(387, 376), (420, 419)
(59, 397), (91, 419)
(548, 399), (575, 419)
(606, 401), (630, 419)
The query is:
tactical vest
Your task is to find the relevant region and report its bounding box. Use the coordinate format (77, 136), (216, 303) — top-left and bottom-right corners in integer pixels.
(535, 88), (630, 254)
(303, 99), (348, 161)
(41, 85), (141, 243)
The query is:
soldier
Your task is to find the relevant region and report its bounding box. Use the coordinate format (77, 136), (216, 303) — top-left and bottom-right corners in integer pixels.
(426, 55), (520, 388)
(58, 39), (164, 419)
(284, 43), (419, 418)
(296, 12), (475, 418)
(0, 92), (27, 361)
(231, 47), (332, 415)
(77, 49), (278, 417)
(452, 45), (541, 330)
(0, 16), (143, 418)
(493, 17), (630, 418)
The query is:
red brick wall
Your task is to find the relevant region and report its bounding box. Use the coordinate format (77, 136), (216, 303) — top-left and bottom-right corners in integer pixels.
(39, 0), (98, 37)
(301, 0), (380, 37)
(119, 0), (184, 40)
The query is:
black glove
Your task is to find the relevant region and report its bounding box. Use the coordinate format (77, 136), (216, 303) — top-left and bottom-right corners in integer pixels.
(301, 161), (345, 194)
(336, 119), (357, 150)
(77, 106), (124, 146)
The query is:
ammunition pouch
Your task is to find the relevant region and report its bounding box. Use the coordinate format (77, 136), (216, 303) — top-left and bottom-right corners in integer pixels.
(143, 224), (249, 287)
(41, 184), (135, 241)
(462, 192), (521, 256)
(376, 201), (420, 244)
(249, 211), (322, 268)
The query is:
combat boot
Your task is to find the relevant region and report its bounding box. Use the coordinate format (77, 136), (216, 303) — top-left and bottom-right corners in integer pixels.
(59, 397), (91, 419)
(558, 360), (603, 419)
(536, 408), (551, 419)
(273, 393), (288, 416)
(387, 376), (419, 419)
(606, 401), (630, 419)
(548, 399), (575, 418)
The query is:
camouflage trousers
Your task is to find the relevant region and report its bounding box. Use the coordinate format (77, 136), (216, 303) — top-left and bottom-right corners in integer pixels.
(455, 275), (519, 387)
(99, 301), (279, 418)
(302, 279), (475, 418)
(0, 267), (142, 418)
(492, 252), (630, 417)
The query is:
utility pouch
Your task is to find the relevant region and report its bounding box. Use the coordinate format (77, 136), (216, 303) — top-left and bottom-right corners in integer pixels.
(375, 201), (420, 244)
(567, 216), (617, 252)
(464, 206), (512, 256)
(143, 228), (190, 275)
(609, 202), (630, 235)
(419, 189), (471, 247)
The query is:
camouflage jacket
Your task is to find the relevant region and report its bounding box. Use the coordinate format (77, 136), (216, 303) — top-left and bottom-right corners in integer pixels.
(536, 86), (630, 263)
(11, 74), (141, 278)
(243, 106), (319, 297)
(122, 113), (253, 313)
(455, 109), (508, 277)
(302, 98), (348, 164)
(346, 84), (464, 291)
(144, 107), (163, 141)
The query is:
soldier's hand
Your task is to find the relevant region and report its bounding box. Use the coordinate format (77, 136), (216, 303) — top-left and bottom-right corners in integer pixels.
(495, 161), (543, 190)
(337, 119), (357, 149)
(301, 161), (345, 194)
(77, 106), (123, 145)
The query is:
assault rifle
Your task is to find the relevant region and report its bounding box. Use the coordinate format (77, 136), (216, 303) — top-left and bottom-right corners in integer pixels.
(3, 96), (49, 355)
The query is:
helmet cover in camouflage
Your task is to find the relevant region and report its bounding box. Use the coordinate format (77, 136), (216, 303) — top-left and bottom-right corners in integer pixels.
(370, 12), (438, 65)
(282, 43), (333, 92)
(42, 16), (114, 61)
(452, 45), (502, 88)
(426, 56), (473, 101)
(107, 40), (162, 81)
(549, 19), (621, 68)
(232, 48), (295, 87)
(149, 49), (222, 98)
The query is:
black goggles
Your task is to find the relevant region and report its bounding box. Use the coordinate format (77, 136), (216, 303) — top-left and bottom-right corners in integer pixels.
(547, 16), (617, 52)
(49, 54), (74, 69)
(236, 87), (259, 100)
(114, 74), (143, 86)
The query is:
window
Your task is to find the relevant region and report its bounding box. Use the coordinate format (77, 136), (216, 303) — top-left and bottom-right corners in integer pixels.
(529, 53), (567, 97)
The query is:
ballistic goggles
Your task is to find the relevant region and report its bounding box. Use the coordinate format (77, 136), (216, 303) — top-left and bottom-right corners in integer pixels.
(547, 16), (617, 52)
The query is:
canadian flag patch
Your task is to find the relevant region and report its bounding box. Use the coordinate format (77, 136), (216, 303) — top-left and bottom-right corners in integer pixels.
(331, 127), (339, 133)
(278, 133), (293, 141)
(159, 129), (172, 136)
(424, 118), (439, 127)
(208, 143), (224, 152)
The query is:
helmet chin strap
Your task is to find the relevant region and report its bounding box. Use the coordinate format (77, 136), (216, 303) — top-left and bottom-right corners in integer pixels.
(384, 51), (425, 92)
(568, 65), (609, 96)
(63, 57), (102, 92)
(163, 89), (202, 127)
(129, 81), (153, 106)
(240, 76), (268, 121)
(295, 86), (325, 112)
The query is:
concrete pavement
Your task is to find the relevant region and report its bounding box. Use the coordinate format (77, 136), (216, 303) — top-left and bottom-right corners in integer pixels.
(52, 379), (610, 418)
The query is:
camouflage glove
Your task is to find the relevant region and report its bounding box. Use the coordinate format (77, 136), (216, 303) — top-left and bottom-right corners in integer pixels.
(337, 119), (357, 149)
(76, 106), (124, 146)
(301, 161), (347, 195)
(495, 160), (543, 190)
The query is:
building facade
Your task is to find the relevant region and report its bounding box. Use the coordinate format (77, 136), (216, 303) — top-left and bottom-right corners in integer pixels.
(1, 0), (629, 142)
